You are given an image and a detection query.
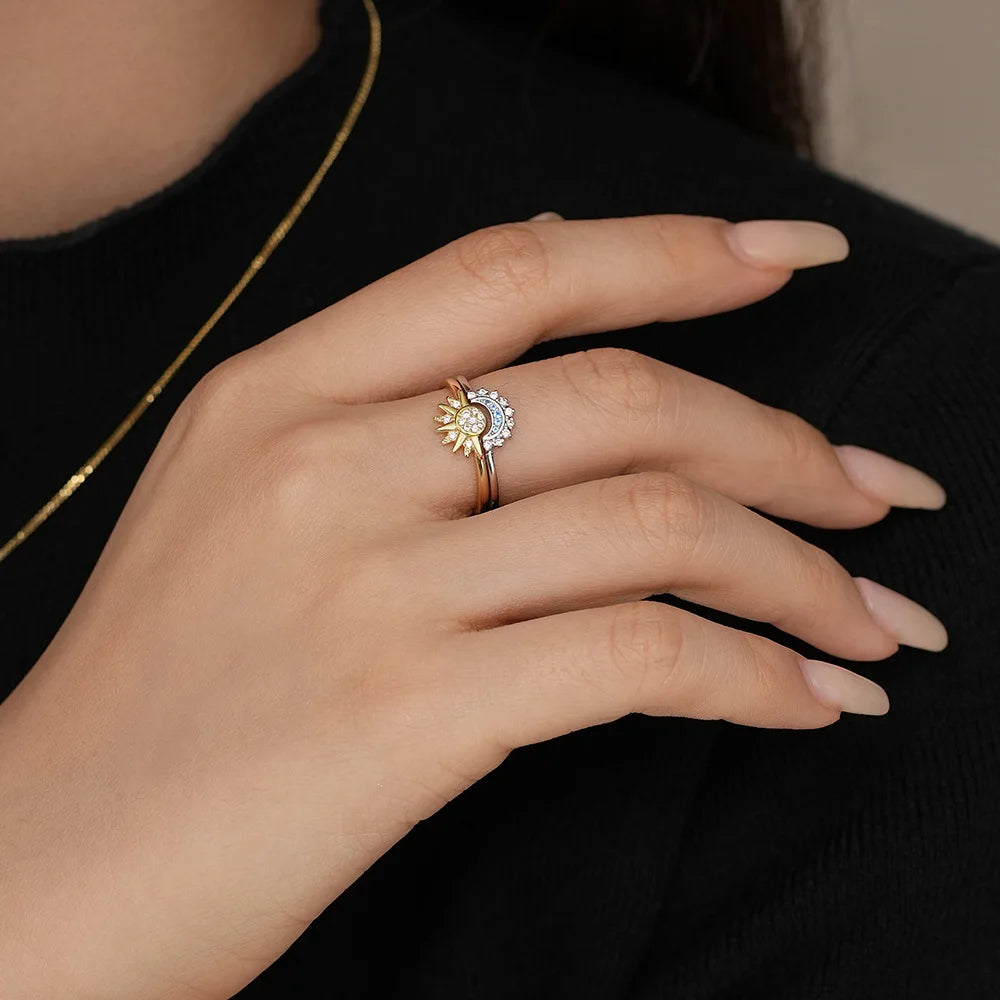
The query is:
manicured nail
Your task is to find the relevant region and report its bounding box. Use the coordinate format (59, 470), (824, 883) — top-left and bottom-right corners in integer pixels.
(853, 577), (948, 652)
(724, 219), (849, 269)
(799, 659), (890, 716)
(833, 444), (946, 509)
(528, 211), (563, 222)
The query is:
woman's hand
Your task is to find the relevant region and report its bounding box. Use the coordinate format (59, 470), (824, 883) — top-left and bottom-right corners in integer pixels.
(0, 215), (947, 999)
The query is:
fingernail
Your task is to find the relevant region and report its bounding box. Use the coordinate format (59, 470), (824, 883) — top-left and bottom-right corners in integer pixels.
(853, 577), (948, 652)
(799, 659), (890, 716)
(724, 219), (850, 270)
(833, 444), (946, 509)
(528, 211), (563, 221)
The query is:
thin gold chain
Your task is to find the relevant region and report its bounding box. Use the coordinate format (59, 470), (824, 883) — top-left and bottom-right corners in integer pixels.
(0, 0), (382, 566)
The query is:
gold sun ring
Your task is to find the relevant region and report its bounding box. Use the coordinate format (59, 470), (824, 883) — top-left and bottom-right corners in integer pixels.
(433, 375), (515, 514)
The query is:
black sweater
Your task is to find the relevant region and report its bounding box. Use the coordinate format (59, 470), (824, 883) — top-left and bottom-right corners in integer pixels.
(2, 1), (999, 996)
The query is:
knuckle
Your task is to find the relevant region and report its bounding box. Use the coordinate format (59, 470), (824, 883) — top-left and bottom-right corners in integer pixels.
(741, 635), (787, 707)
(769, 406), (830, 473)
(563, 347), (665, 428)
(718, 633), (791, 726)
(260, 418), (362, 526)
(612, 472), (704, 559)
(263, 423), (333, 521)
(605, 602), (684, 704)
(183, 353), (258, 422)
(644, 214), (696, 283)
(788, 542), (850, 621)
(453, 223), (551, 300)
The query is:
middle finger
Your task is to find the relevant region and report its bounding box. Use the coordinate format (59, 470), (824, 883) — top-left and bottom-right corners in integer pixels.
(428, 470), (900, 664)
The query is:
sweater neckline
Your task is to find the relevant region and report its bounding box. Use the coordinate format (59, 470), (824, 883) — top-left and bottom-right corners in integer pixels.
(0, 0), (368, 257)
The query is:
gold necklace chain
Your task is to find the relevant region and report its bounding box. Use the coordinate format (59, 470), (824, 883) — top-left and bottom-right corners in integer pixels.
(0, 0), (382, 566)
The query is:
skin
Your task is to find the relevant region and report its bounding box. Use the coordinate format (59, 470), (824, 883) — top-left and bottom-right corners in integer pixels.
(0, 212), (949, 998)
(0, 6), (949, 999)
(0, 0), (321, 238)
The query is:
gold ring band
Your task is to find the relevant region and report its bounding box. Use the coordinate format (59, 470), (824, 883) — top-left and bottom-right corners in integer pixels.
(433, 375), (516, 515)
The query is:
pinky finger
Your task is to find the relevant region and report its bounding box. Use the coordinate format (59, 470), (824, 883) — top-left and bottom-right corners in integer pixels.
(453, 602), (890, 753)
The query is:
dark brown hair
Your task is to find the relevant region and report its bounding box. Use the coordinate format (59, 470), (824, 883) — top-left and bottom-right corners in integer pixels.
(461, 0), (823, 156)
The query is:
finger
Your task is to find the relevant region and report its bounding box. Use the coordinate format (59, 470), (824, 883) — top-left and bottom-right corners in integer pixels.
(266, 215), (848, 401)
(385, 348), (944, 529)
(424, 471), (899, 664)
(443, 602), (888, 754)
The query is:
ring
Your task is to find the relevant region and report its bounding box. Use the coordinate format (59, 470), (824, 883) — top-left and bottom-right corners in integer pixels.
(434, 375), (516, 514)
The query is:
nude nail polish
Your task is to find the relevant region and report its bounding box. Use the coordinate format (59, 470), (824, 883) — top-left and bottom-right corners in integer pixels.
(833, 444), (946, 510)
(723, 219), (850, 270)
(528, 211), (563, 221)
(799, 659), (890, 716)
(853, 577), (949, 652)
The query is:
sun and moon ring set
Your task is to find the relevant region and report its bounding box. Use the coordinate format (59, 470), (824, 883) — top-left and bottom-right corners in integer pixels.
(434, 376), (516, 514)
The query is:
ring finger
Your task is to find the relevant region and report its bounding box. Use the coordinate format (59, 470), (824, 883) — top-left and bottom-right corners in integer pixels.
(378, 347), (944, 529)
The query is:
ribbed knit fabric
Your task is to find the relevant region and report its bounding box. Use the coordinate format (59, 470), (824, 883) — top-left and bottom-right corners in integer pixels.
(2, 1), (998, 996)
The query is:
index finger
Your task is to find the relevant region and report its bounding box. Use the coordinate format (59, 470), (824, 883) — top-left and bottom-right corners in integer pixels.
(265, 215), (848, 402)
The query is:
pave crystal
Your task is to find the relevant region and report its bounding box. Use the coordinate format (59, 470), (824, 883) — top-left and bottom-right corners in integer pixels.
(438, 385), (516, 458)
(456, 405), (487, 435)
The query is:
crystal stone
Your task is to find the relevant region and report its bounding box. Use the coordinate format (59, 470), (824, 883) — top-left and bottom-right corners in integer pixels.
(456, 405), (487, 435)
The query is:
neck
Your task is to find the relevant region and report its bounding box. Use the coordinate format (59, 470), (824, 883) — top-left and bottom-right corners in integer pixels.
(0, 0), (321, 240)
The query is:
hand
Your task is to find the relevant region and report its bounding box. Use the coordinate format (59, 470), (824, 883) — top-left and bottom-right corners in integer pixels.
(0, 215), (947, 999)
